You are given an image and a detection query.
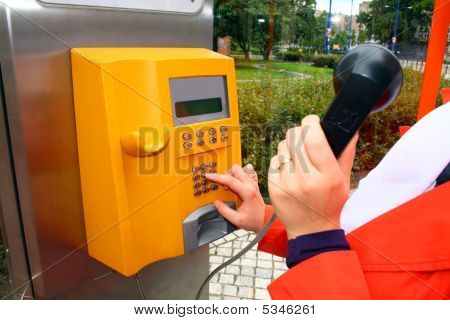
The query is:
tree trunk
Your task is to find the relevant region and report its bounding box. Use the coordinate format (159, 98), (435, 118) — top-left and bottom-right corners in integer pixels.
(265, 0), (276, 61)
(244, 51), (250, 61)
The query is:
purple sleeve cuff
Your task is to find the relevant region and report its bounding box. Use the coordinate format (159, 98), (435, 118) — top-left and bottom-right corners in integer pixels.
(286, 229), (350, 269)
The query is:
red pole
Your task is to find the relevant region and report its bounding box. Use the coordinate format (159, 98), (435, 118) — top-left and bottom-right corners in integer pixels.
(416, 0), (450, 120)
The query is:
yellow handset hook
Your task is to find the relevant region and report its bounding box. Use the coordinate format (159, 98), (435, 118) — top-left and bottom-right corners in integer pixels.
(121, 127), (170, 157)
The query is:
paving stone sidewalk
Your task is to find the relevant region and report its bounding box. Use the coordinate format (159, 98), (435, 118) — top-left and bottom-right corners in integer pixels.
(208, 229), (287, 300)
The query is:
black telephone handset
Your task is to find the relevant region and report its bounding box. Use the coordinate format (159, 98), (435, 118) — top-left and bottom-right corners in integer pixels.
(321, 45), (403, 157)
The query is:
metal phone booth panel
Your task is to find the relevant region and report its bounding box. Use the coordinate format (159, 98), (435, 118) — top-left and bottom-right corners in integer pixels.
(0, 0), (232, 299)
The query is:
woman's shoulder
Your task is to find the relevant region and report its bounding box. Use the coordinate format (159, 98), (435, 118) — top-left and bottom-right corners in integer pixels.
(347, 182), (450, 272)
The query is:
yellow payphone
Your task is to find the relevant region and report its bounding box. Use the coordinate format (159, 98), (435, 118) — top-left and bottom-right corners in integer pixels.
(71, 48), (241, 276)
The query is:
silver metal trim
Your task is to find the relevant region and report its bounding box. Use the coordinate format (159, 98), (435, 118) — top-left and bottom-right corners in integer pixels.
(37, 0), (204, 14)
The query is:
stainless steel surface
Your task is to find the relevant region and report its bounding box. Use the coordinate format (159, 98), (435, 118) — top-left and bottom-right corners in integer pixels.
(138, 246), (209, 300)
(0, 0), (213, 299)
(55, 245), (209, 299)
(0, 62), (32, 300)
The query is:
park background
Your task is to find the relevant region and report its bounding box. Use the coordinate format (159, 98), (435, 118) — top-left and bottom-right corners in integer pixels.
(1, 0), (450, 299)
(212, 0), (450, 197)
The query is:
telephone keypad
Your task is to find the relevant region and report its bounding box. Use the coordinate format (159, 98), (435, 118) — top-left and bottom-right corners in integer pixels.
(192, 162), (219, 196)
(182, 133), (192, 140)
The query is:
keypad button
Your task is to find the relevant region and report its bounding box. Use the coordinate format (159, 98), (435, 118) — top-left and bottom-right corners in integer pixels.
(182, 133), (192, 140)
(210, 169), (217, 174)
(193, 174), (201, 181)
(193, 190), (201, 196)
(210, 184), (219, 191)
(220, 126), (228, 133)
(208, 128), (216, 135)
(183, 142), (192, 149)
(221, 135), (228, 142)
(193, 182), (201, 189)
(202, 187), (210, 193)
(209, 161), (217, 168)
(192, 166), (200, 173)
(201, 172), (206, 178)
(200, 163), (208, 171)
(209, 137), (217, 144)
(201, 179), (209, 186)
(197, 139), (205, 146)
(196, 131), (204, 138)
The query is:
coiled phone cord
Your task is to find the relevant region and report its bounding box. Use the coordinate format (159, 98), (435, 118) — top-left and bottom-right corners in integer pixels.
(195, 213), (277, 300)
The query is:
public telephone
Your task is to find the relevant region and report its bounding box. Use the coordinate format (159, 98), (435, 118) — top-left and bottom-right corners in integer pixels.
(71, 48), (241, 276)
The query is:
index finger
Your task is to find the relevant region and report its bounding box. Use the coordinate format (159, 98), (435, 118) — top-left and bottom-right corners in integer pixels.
(204, 172), (253, 199)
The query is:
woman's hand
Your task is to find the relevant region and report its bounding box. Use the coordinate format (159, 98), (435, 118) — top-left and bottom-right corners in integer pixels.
(205, 164), (266, 233)
(268, 115), (358, 240)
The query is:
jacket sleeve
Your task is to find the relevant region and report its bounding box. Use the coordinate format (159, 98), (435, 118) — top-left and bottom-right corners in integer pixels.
(268, 250), (372, 299)
(257, 205), (288, 258)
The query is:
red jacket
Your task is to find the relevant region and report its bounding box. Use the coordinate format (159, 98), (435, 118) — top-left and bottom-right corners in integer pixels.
(258, 182), (450, 299)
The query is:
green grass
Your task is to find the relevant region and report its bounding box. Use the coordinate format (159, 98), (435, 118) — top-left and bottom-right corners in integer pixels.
(235, 60), (333, 81)
(0, 241), (10, 299)
(269, 62), (333, 79)
(235, 61), (293, 80)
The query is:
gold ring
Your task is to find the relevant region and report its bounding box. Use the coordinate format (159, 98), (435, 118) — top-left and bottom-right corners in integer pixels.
(271, 156), (292, 171)
(279, 155), (291, 165)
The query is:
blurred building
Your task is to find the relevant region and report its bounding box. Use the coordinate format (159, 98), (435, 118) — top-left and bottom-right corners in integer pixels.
(332, 13), (358, 33)
(359, 1), (371, 14)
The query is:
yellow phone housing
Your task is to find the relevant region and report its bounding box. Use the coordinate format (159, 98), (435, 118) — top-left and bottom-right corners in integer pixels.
(71, 48), (241, 276)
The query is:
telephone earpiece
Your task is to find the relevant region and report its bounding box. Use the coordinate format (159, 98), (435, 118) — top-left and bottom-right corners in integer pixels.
(321, 44), (403, 157)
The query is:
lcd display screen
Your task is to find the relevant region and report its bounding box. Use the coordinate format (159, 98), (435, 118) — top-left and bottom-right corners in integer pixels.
(175, 97), (223, 118)
(170, 76), (229, 126)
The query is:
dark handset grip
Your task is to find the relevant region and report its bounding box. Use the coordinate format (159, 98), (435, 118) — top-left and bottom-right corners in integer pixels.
(321, 74), (384, 157)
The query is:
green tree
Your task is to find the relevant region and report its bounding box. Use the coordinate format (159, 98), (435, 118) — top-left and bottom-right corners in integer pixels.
(332, 31), (348, 50)
(251, 0), (293, 60)
(285, 0), (318, 44)
(351, 31), (357, 46)
(214, 0), (257, 60)
(357, 29), (368, 44)
(301, 10), (327, 53)
(356, 0), (433, 44)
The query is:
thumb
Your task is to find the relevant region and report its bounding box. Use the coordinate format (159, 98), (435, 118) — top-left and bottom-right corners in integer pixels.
(214, 200), (241, 227)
